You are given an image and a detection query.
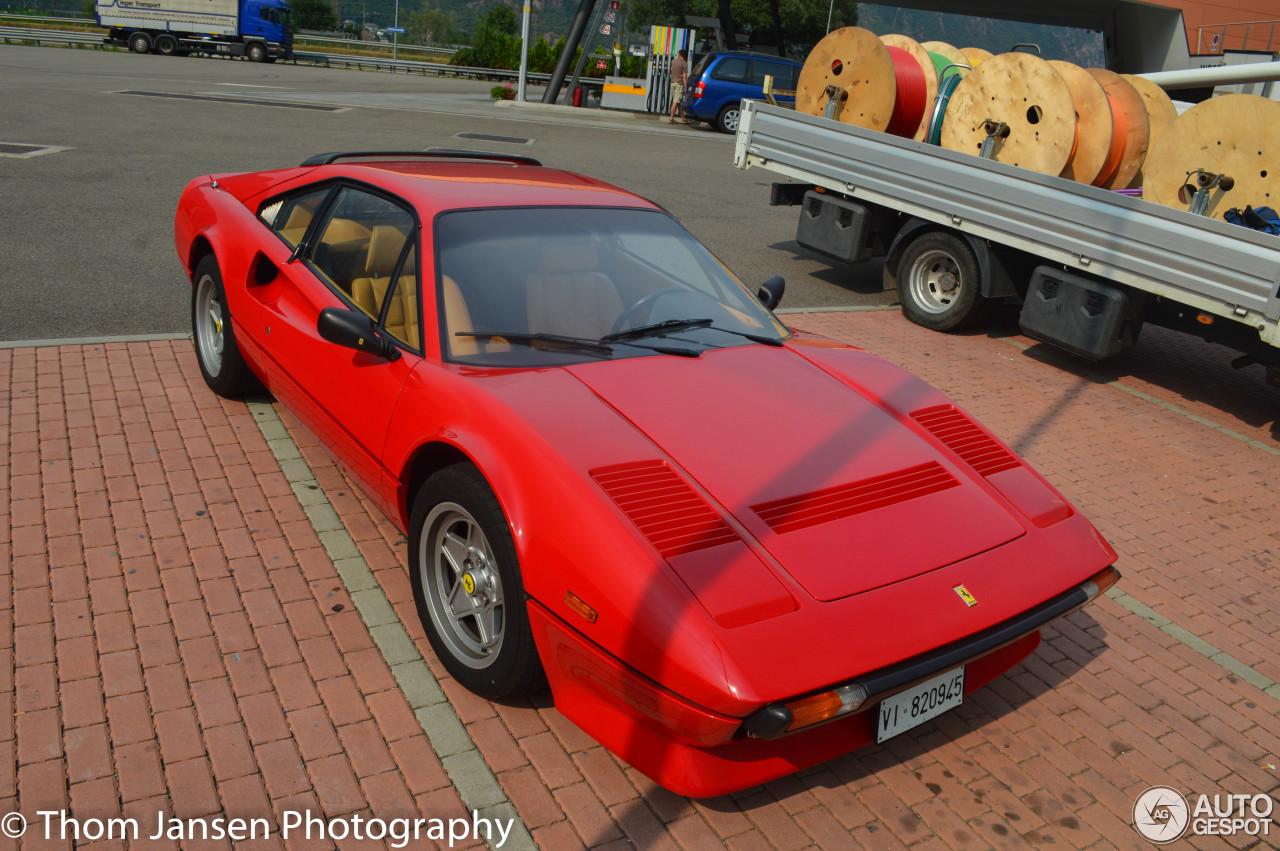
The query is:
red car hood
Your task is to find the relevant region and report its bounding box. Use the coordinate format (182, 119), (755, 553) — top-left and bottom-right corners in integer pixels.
(568, 345), (1025, 602)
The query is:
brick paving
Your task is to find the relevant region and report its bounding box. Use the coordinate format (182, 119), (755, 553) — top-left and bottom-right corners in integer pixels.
(3, 310), (1279, 850)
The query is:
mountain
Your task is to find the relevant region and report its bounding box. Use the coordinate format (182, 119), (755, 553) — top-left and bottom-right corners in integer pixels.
(336, 0), (1105, 67)
(858, 5), (1105, 67)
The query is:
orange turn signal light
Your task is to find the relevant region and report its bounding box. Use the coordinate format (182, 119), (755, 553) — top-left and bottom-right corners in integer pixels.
(1083, 566), (1121, 599)
(1196, 314), (1214, 325)
(563, 591), (598, 623)
(783, 682), (870, 732)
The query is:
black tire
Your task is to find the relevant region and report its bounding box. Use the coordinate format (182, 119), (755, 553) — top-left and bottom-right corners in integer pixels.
(154, 34), (177, 56)
(128, 32), (151, 54)
(246, 42), (267, 62)
(408, 463), (542, 700)
(191, 255), (260, 398)
(716, 103), (741, 134)
(897, 231), (989, 331)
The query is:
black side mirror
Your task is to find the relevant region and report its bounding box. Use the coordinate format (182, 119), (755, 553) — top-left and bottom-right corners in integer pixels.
(757, 275), (785, 310)
(317, 307), (401, 361)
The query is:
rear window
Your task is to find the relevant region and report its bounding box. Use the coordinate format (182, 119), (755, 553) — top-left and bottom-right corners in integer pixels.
(690, 54), (714, 78)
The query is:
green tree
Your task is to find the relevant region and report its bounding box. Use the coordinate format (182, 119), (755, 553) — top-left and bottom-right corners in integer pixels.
(407, 5), (458, 44)
(451, 2), (518, 67)
(292, 0), (338, 31)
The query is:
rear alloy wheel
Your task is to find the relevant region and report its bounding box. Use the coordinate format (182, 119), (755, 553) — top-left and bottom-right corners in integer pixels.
(409, 463), (541, 700)
(716, 103), (741, 134)
(246, 42), (267, 62)
(898, 231), (989, 331)
(191, 255), (260, 398)
(154, 34), (178, 56)
(128, 32), (151, 54)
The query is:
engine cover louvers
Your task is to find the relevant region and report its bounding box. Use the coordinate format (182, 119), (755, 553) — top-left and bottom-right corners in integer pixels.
(752, 461), (959, 534)
(911, 405), (1020, 477)
(591, 461), (738, 557)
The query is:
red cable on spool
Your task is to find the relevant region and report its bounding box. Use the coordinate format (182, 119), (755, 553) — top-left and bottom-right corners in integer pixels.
(885, 45), (927, 138)
(1092, 92), (1128, 187)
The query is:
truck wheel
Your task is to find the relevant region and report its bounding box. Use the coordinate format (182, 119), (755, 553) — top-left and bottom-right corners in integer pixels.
(898, 231), (989, 331)
(154, 34), (177, 56)
(716, 104), (742, 134)
(128, 32), (151, 54)
(246, 42), (267, 62)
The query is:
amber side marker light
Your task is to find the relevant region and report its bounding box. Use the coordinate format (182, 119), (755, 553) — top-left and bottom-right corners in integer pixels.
(1082, 566), (1121, 599)
(563, 591), (598, 623)
(1197, 314), (1214, 325)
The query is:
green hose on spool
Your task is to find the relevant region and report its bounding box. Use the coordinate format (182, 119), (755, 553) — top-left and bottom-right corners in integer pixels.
(926, 71), (965, 146)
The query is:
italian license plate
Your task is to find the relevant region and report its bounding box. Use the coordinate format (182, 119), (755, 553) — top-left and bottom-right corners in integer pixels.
(875, 667), (965, 743)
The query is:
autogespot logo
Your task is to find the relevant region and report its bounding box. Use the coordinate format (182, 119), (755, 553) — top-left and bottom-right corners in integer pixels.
(1133, 786), (1190, 843)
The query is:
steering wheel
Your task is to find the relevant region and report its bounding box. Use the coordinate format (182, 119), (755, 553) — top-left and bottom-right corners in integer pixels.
(610, 287), (689, 335)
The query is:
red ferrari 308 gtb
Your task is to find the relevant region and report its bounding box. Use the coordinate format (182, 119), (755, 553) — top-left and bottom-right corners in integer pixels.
(174, 151), (1119, 797)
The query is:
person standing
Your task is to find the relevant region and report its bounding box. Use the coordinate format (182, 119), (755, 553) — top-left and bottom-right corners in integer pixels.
(668, 49), (689, 124)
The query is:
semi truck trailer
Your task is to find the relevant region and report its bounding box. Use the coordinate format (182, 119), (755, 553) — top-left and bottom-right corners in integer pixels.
(97, 0), (293, 61)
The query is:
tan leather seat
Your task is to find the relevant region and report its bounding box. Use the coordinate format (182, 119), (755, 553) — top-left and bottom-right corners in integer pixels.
(526, 243), (621, 339)
(279, 204), (314, 246)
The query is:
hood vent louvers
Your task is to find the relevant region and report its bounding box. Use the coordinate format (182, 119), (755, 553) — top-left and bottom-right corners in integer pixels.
(592, 461), (738, 557)
(753, 461), (959, 534)
(911, 405), (1020, 477)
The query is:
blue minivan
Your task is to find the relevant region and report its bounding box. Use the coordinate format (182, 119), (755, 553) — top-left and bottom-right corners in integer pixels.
(682, 51), (803, 133)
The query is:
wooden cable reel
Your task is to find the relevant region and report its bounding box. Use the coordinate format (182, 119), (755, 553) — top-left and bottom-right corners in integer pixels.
(880, 34), (939, 141)
(921, 41), (969, 79)
(1143, 94), (1280, 220)
(1086, 69), (1150, 189)
(1121, 74), (1179, 188)
(796, 27), (898, 132)
(1047, 60), (1111, 185)
(961, 47), (993, 67)
(939, 52), (1078, 176)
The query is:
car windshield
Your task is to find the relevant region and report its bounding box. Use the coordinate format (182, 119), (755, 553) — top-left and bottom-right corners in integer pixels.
(436, 206), (788, 367)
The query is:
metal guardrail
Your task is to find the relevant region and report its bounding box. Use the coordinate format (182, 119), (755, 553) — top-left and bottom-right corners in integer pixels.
(0, 25), (579, 85)
(297, 33), (457, 56)
(1197, 18), (1280, 54)
(0, 24), (104, 46)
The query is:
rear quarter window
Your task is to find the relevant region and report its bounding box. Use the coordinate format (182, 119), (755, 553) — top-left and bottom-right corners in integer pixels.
(711, 56), (750, 83)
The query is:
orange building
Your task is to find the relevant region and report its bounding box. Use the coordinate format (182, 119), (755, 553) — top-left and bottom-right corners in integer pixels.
(1156, 0), (1280, 53)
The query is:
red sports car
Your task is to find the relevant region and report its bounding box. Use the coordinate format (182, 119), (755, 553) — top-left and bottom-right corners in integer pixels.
(174, 152), (1119, 797)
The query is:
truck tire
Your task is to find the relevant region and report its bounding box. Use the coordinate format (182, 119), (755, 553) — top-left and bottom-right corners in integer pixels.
(128, 32), (151, 54)
(246, 42), (267, 62)
(154, 34), (178, 56)
(898, 231), (989, 331)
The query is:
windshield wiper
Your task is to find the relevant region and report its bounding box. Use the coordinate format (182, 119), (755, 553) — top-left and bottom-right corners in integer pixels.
(600, 318), (712, 342)
(456, 331), (701, 359)
(456, 331), (613, 356)
(601, 317), (783, 347)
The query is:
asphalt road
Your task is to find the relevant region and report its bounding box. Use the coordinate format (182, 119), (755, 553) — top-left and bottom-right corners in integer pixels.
(0, 45), (894, 343)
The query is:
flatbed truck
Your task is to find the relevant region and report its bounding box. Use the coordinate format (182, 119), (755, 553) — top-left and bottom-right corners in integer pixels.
(733, 100), (1280, 386)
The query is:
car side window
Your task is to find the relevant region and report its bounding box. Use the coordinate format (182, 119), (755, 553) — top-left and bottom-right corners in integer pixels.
(309, 187), (414, 307)
(373, 244), (420, 350)
(754, 61), (794, 87)
(711, 57), (749, 83)
(263, 186), (331, 248)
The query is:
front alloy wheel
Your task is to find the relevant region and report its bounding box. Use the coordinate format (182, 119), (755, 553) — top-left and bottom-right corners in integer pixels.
(408, 463), (542, 699)
(421, 503), (506, 668)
